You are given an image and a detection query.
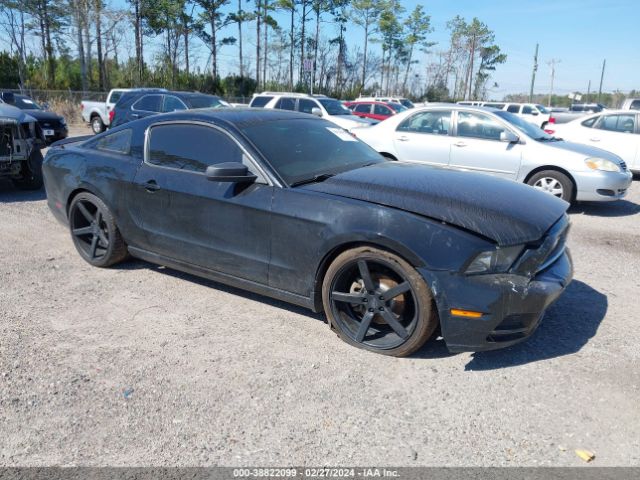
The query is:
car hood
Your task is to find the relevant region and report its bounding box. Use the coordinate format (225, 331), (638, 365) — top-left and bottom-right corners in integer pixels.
(301, 162), (568, 246)
(329, 115), (374, 128)
(543, 139), (624, 162)
(21, 109), (63, 122)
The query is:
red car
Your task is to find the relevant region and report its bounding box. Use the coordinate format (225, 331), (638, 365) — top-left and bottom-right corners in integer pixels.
(345, 101), (407, 121)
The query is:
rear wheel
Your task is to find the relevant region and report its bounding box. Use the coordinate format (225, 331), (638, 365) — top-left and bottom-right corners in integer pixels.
(11, 150), (43, 190)
(527, 170), (574, 203)
(322, 246), (438, 357)
(68, 192), (128, 267)
(91, 115), (105, 134)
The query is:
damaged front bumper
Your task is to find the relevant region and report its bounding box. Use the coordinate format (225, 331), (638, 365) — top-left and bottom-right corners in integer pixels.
(421, 249), (573, 352)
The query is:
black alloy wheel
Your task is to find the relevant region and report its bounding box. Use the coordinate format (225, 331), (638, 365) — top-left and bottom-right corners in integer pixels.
(68, 192), (128, 267)
(322, 247), (437, 357)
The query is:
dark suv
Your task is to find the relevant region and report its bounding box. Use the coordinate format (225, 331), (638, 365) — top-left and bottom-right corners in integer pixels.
(111, 90), (229, 127)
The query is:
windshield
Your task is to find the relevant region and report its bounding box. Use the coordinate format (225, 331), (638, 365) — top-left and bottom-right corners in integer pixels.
(318, 98), (353, 116)
(187, 96), (224, 109)
(494, 110), (553, 140)
(400, 99), (414, 109)
(535, 104), (549, 114)
(13, 96), (42, 110)
(388, 103), (407, 112)
(241, 118), (385, 185)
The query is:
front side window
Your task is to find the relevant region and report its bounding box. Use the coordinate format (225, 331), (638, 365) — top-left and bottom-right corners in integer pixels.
(630, 100), (640, 111)
(163, 96), (187, 112)
(522, 105), (533, 115)
(373, 104), (392, 116)
(397, 111), (451, 135)
(133, 95), (162, 112)
(457, 111), (507, 141)
(298, 99), (318, 114)
(507, 104), (520, 113)
(148, 124), (243, 173)
(596, 114), (635, 133)
(275, 97), (296, 111)
(92, 129), (132, 155)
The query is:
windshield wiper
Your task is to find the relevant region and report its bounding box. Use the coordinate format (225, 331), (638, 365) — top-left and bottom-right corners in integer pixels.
(290, 173), (336, 187)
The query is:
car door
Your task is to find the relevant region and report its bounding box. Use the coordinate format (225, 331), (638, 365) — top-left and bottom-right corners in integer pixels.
(392, 110), (453, 166)
(130, 121), (273, 284)
(353, 103), (372, 119)
(449, 110), (523, 179)
(372, 104), (393, 121)
(587, 113), (639, 169)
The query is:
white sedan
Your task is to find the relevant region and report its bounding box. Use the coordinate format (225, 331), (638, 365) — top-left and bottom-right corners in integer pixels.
(552, 110), (639, 173)
(351, 105), (633, 203)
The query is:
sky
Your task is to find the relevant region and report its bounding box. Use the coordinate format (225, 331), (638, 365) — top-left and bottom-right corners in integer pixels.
(184, 0), (640, 97)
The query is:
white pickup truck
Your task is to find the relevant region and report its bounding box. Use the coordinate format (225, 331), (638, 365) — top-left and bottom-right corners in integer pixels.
(81, 89), (132, 134)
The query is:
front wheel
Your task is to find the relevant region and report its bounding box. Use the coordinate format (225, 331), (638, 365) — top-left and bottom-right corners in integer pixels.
(322, 246), (438, 357)
(11, 150), (43, 190)
(68, 192), (128, 267)
(527, 170), (574, 203)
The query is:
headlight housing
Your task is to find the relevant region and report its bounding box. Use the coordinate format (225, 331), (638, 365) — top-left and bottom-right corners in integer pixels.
(584, 157), (620, 172)
(465, 245), (524, 275)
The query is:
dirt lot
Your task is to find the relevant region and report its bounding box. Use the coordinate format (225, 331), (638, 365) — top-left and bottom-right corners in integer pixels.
(1, 125), (639, 466)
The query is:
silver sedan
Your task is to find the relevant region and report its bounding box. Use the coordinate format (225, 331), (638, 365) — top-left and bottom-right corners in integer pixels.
(352, 105), (633, 203)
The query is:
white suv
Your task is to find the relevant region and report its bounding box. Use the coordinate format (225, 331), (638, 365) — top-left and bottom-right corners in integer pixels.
(249, 92), (375, 130)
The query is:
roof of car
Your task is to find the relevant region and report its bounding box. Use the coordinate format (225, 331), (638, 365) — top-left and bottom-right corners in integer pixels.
(134, 107), (322, 129)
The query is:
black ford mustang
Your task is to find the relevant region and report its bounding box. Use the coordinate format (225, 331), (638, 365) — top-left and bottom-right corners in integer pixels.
(43, 109), (573, 357)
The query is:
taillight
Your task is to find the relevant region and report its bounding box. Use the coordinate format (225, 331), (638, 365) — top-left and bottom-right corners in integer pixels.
(80, 103), (84, 110)
(549, 116), (556, 124)
(109, 110), (115, 123)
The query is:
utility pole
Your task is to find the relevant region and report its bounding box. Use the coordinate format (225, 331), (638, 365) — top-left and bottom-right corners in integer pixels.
(547, 59), (560, 107)
(529, 43), (539, 103)
(586, 80), (591, 103)
(597, 59), (606, 103)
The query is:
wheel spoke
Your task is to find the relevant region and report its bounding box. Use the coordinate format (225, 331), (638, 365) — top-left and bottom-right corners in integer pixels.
(89, 235), (99, 258)
(97, 230), (109, 247)
(382, 281), (410, 301)
(72, 226), (93, 236)
(381, 309), (409, 339)
(77, 202), (93, 222)
(355, 311), (375, 343)
(357, 260), (375, 291)
(332, 292), (366, 304)
(96, 210), (102, 225)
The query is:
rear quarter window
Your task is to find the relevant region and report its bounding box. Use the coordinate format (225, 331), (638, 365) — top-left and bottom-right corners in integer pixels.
(89, 129), (133, 155)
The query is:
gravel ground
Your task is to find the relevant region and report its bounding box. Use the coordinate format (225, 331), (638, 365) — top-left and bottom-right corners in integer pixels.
(1, 125), (639, 466)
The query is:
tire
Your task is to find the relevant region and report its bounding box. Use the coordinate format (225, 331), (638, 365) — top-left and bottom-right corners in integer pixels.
(91, 115), (105, 134)
(68, 192), (128, 267)
(527, 170), (574, 203)
(11, 149), (43, 190)
(322, 246), (438, 357)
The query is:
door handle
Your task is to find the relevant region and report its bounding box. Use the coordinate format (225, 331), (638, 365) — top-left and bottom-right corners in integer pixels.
(131, 113), (139, 119)
(589, 137), (600, 142)
(397, 136), (409, 142)
(144, 180), (160, 193)
(454, 141), (467, 147)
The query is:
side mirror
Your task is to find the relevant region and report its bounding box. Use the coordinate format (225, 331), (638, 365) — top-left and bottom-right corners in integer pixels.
(311, 107), (323, 117)
(500, 131), (519, 143)
(205, 162), (257, 183)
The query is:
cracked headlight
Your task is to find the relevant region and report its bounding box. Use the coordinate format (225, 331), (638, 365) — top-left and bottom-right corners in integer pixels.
(465, 245), (525, 275)
(585, 157), (620, 172)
